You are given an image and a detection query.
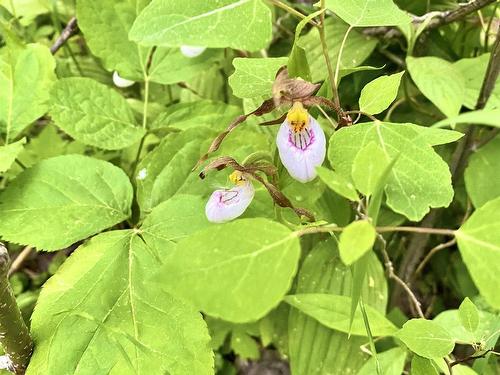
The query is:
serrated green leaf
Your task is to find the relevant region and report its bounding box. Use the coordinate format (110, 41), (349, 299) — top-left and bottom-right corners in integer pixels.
(323, 0), (411, 27)
(129, 0), (272, 51)
(338, 220), (376, 266)
(316, 166), (359, 201)
(329, 122), (454, 221)
(0, 155), (132, 250)
(411, 356), (440, 375)
(0, 43), (55, 143)
(228, 57), (287, 99)
(352, 141), (390, 196)
(299, 18), (378, 82)
(433, 109), (500, 129)
(465, 136), (500, 208)
(285, 293), (395, 336)
(407, 56), (465, 118)
(458, 297), (479, 333)
(50, 77), (145, 150)
(359, 71), (404, 115)
(358, 347), (406, 375)
(456, 197), (500, 309)
(395, 319), (454, 359)
(288, 240), (388, 375)
(152, 218), (301, 323)
(28, 227), (213, 374)
(0, 137), (25, 173)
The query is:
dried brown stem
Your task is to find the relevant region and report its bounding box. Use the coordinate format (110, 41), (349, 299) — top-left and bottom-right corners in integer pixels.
(7, 247), (33, 278)
(50, 17), (79, 55)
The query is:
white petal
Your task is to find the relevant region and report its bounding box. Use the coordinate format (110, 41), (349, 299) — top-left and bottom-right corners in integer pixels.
(276, 116), (326, 183)
(113, 71), (135, 88)
(205, 183), (255, 223)
(180, 45), (206, 58)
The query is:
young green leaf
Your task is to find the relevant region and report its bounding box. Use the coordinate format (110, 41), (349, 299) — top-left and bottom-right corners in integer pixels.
(351, 141), (390, 196)
(0, 155), (133, 250)
(50, 77), (145, 150)
(153, 218), (301, 322)
(456, 197), (500, 309)
(465, 137), (500, 208)
(359, 72), (404, 115)
(0, 138), (25, 173)
(228, 57), (288, 100)
(406, 56), (465, 118)
(0, 43), (56, 143)
(357, 347), (406, 375)
(411, 356), (440, 375)
(433, 109), (500, 129)
(458, 298), (480, 333)
(316, 166), (359, 201)
(323, 0), (411, 27)
(285, 294), (396, 336)
(129, 0), (272, 51)
(338, 220), (376, 266)
(395, 319), (455, 359)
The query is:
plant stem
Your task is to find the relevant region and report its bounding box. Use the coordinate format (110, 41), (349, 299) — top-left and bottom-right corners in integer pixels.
(7, 247), (33, 278)
(142, 78), (150, 130)
(359, 298), (381, 375)
(333, 25), (353, 88)
(0, 244), (33, 374)
(296, 224), (456, 237)
(266, 0), (318, 26)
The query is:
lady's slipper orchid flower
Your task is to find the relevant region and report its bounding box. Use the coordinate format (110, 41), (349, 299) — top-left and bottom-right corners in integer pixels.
(180, 45), (206, 58)
(276, 102), (326, 183)
(205, 171), (254, 223)
(112, 71), (135, 88)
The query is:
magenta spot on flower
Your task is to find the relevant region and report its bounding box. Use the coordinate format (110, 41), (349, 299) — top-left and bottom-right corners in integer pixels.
(287, 127), (316, 151)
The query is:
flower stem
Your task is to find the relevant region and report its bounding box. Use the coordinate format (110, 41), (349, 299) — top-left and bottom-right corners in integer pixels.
(0, 244), (33, 374)
(296, 224), (456, 237)
(267, 0), (319, 26)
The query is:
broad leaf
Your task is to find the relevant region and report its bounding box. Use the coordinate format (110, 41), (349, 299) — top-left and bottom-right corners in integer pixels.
(329, 122), (455, 221)
(433, 109), (500, 129)
(285, 294), (396, 336)
(407, 56), (465, 118)
(359, 71), (404, 115)
(316, 166), (359, 201)
(129, 0), (272, 51)
(0, 155), (133, 250)
(0, 138), (25, 173)
(411, 356), (440, 375)
(395, 319), (454, 359)
(50, 77), (145, 150)
(357, 347), (406, 375)
(228, 57), (287, 99)
(0, 43), (56, 142)
(153, 218), (301, 322)
(458, 297), (479, 333)
(456, 197), (500, 309)
(338, 220), (376, 265)
(323, 0), (411, 27)
(464, 136), (500, 208)
(28, 206), (213, 375)
(351, 141), (390, 196)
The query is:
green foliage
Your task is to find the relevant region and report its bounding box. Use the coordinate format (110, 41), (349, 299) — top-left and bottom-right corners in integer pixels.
(359, 72), (404, 115)
(338, 220), (376, 265)
(0, 137), (24, 172)
(458, 297), (480, 333)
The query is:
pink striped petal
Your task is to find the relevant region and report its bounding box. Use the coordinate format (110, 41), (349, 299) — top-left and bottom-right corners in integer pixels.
(276, 116), (326, 183)
(205, 183), (255, 223)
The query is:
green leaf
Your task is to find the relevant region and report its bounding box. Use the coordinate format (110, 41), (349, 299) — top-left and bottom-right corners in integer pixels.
(0, 155), (133, 250)
(323, 0), (411, 27)
(411, 356), (440, 375)
(359, 71), (404, 115)
(50, 77), (145, 150)
(231, 328), (259, 359)
(329, 122), (454, 221)
(458, 298), (479, 333)
(285, 294), (396, 336)
(352, 141), (390, 196)
(27, 229), (213, 374)
(153, 218), (300, 322)
(456, 197), (500, 309)
(0, 43), (56, 143)
(136, 127), (216, 214)
(406, 56), (465, 118)
(433, 109), (500, 129)
(358, 347), (406, 375)
(299, 18), (378, 82)
(338, 220), (376, 266)
(150, 100), (241, 131)
(464, 136), (500, 208)
(316, 166), (359, 201)
(395, 319), (455, 359)
(0, 137), (25, 173)
(129, 0), (272, 51)
(228, 57), (288, 99)
(288, 240), (388, 375)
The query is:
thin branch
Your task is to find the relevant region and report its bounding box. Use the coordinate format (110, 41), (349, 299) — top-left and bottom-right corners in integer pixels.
(413, 238), (457, 278)
(7, 247), (33, 278)
(294, 224), (455, 237)
(50, 17), (79, 55)
(450, 350), (493, 367)
(266, 0), (319, 26)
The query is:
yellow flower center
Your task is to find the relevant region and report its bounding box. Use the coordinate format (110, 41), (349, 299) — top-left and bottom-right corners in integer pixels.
(229, 171), (247, 186)
(287, 102), (309, 133)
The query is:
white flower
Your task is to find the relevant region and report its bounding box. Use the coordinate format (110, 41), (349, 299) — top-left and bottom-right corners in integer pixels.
(180, 45), (206, 58)
(276, 102), (326, 183)
(112, 71), (135, 88)
(205, 171), (254, 223)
